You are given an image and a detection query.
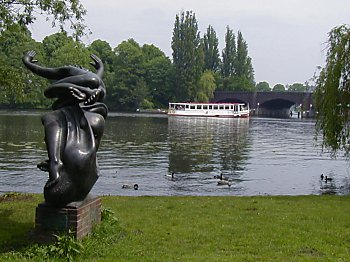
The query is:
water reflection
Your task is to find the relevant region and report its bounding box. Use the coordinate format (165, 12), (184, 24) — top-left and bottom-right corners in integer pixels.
(0, 112), (350, 196)
(168, 116), (250, 175)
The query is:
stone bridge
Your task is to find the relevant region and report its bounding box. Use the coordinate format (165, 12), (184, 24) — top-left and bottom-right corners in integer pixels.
(213, 91), (314, 117)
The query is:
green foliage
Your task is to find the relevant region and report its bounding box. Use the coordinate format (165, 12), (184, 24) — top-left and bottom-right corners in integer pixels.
(112, 39), (147, 111)
(101, 207), (118, 224)
(256, 81), (271, 92)
(220, 28), (255, 91)
(196, 70), (217, 102)
(0, 24), (49, 108)
(0, 0), (87, 38)
(0, 9), (260, 110)
(221, 26), (236, 79)
(287, 82), (307, 92)
(315, 25), (350, 156)
(51, 231), (84, 261)
(143, 48), (174, 107)
(273, 83), (286, 92)
(235, 31), (255, 89)
(228, 76), (256, 92)
(171, 10), (204, 101)
(203, 25), (220, 72)
(18, 231), (83, 261)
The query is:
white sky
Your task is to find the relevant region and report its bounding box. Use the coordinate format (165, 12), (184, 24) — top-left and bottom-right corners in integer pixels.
(29, 0), (350, 87)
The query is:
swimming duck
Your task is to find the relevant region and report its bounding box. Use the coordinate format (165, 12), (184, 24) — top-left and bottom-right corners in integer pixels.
(166, 172), (175, 179)
(217, 180), (232, 187)
(325, 176), (333, 182)
(214, 173), (230, 181)
(122, 184), (139, 190)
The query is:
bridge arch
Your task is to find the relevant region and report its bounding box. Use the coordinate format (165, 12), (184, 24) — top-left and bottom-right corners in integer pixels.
(213, 91), (314, 117)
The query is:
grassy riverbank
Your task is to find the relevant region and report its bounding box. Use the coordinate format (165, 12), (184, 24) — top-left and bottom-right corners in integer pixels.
(1, 193), (350, 261)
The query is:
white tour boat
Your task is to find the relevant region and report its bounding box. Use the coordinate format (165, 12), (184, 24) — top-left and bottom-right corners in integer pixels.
(168, 102), (250, 118)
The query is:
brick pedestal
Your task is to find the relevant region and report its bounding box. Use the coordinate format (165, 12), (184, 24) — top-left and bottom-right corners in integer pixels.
(34, 195), (101, 242)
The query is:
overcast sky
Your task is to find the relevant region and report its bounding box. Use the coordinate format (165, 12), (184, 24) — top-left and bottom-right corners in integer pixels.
(29, 0), (350, 87)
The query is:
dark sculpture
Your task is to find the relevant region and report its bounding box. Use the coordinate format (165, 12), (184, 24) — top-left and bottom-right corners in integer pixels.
(22, 51), (107, 207)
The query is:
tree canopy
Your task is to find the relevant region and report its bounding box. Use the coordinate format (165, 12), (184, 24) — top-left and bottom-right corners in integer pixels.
(256, 81), (271, 92)
(0, 9), (260, 110)
(171, 11), (204, 102)
(0, 0), (87, 38)
(315, 25), (350, 156)
(272, 84), (285, 92)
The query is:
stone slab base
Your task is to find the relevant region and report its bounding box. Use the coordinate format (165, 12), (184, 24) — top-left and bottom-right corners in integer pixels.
(34, 195), (101, 242)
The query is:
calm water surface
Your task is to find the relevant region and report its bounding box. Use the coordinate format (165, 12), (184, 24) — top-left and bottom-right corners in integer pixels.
(1, 111), (349, 196)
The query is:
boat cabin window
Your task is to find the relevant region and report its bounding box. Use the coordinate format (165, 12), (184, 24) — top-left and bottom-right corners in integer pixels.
(213, 105), (218, 110)
(186, 105), (189, 109)
(219, 105), (224, 110)
(190, 105), (195, 109)
(203, 105), (208, 110)
(209, 105), (212, 110)
(225, 105), (230, 110)
(197, 105), (202, 109)
(234, 105), (238, 111)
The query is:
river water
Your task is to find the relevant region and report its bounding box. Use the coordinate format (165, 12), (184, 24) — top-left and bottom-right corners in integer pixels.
(0, 111), (349, 196)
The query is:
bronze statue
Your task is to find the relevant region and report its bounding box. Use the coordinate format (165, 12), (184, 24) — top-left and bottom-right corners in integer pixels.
(22, 51), (107, 207)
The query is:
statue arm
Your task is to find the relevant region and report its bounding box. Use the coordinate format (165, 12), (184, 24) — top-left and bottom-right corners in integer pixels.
(22, 50), (70, 80)
(89, 54), (104, 78)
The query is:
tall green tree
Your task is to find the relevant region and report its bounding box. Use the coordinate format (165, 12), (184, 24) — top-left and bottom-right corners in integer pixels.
(171, 10), (204, 101)
(203, 25), (220, 72)
(0, 0), (87, 38)
(315, 25), (350, 156)
(233, 31), (255, 91)
(221, 26), (236, 79)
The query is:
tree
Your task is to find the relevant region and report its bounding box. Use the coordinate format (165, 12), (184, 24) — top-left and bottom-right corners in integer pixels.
(196, 70), (216, 102)
(314, 25), (350, 156)
(287, 83), (307, 92)
(171, 10), (204, 101)
(43, 33), (90, 68)
(0, 0), (87, 38)
(88, 39), (118, 106)
(234, 31), (255, 91)
(221, 26), (236, 79)
(272, 84), (285, 92)
(0, 24), (48, 108)
(256, 81), (270, 92)
(142, 44), (174, 108)
(112, 39), (147, 111)
(203, 25), (220, 72)
(220, 28), (255, 91)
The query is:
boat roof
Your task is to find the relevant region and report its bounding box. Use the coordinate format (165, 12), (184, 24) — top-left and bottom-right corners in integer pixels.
(169, 102), (246, 105)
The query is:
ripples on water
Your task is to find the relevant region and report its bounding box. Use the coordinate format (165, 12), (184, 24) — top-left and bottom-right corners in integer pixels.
(1, 111), (349, 196)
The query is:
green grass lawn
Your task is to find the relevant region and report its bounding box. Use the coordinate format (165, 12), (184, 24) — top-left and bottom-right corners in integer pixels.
(1, 193), (350, 261)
